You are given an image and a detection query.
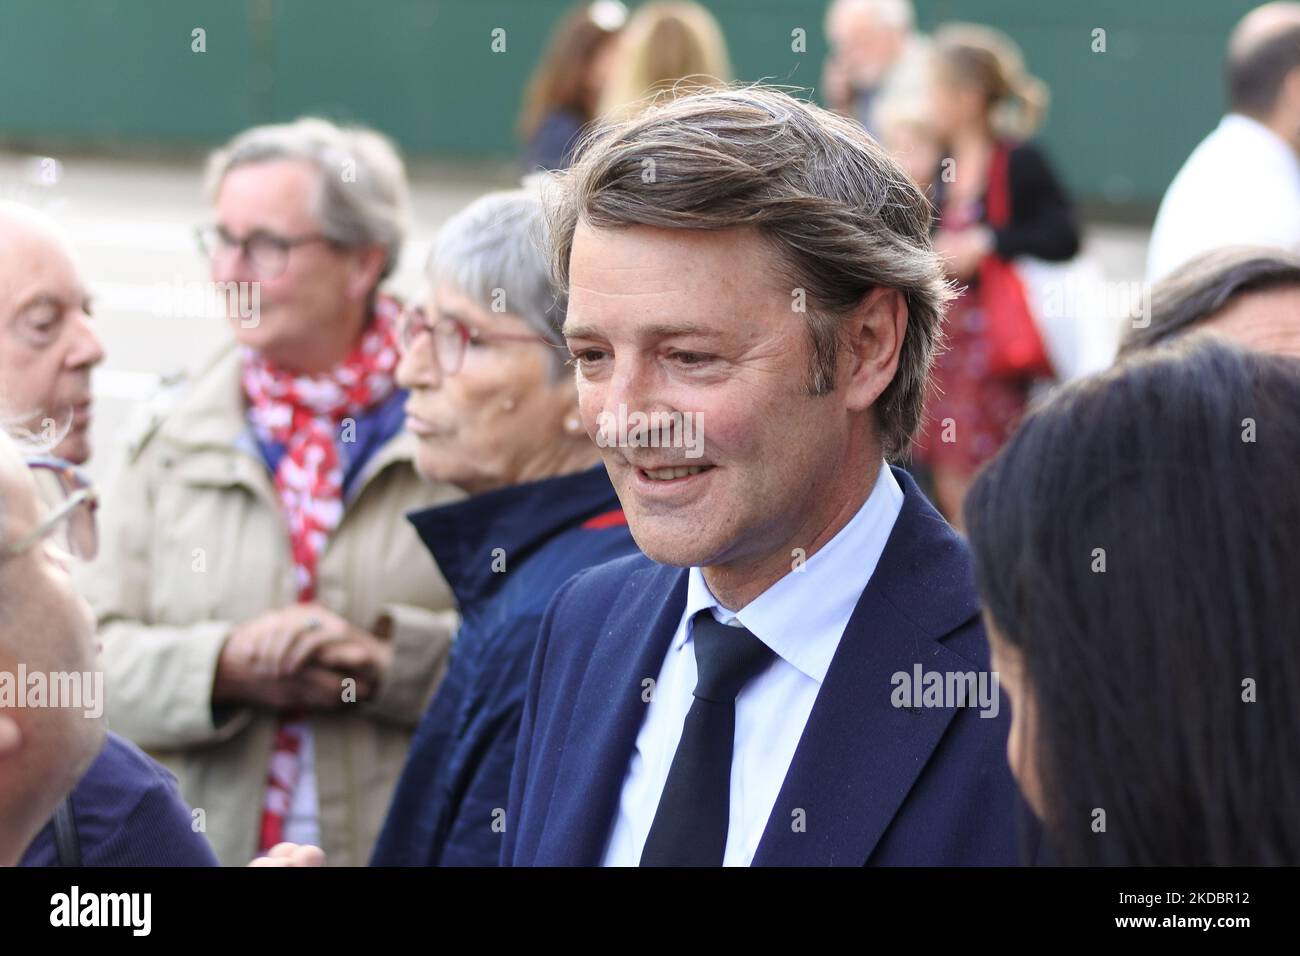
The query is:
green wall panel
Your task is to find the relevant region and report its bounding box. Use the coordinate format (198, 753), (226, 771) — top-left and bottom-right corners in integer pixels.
(0, 0), (1266, 206)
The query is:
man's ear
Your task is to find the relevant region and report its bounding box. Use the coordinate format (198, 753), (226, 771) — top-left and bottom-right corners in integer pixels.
(0, 715), (22, 759)
(842, 286), (908, 413)
(346, 246), (389, 302)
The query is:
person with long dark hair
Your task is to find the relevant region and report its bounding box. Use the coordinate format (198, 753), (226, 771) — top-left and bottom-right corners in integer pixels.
(965, 336), (1300, 865)
(517, 2), (627, 171)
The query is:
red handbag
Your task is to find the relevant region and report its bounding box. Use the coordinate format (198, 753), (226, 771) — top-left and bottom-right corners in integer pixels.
(978, 143), (1054, 379)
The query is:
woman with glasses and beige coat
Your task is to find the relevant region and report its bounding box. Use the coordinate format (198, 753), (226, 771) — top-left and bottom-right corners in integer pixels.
(82, 118), (460, 866)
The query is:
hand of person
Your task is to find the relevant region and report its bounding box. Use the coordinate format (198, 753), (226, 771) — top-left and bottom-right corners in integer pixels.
(935, 226), (994, 280)
(248, 842), (326, 867)
(312, 628), (392, 687)
(213, 605), (378, 709)
(260, 603), (394, 698)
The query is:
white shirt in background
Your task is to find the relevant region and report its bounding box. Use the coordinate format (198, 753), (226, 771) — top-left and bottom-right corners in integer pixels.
(1147, 113), (1300, 283)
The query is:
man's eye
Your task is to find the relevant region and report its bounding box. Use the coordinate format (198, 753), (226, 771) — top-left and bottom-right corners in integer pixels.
(21, 307), (60, 336)
(567, 349), (608, 367)
(248, 233), (287, 253)
(669, 351), (711, 366)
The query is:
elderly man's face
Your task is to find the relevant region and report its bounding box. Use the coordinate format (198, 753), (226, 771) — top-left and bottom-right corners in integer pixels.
(565, 223), (874, 573)
(0, 214), (104, 464)
(210, 159), (368, 371)
(829, 2), (905, 88)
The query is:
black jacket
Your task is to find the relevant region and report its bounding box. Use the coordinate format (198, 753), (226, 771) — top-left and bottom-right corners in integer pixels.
(934, 141), (1081, 262)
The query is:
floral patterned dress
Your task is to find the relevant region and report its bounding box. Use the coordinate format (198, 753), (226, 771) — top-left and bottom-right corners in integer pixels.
(912, 195), (1032, 478)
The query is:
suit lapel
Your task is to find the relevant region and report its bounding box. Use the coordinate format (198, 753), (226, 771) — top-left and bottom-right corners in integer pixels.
(536, 563), (689, 865)
(752, 467), (983, 866)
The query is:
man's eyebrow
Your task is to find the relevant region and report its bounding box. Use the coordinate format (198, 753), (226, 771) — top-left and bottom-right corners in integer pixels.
(561, 323), (601, 340)
(561, 322), (723, 340)
(12, 292), (65, 316)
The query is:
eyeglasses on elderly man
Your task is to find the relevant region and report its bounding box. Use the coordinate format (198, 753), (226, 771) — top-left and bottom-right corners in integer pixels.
(3, 455), (97, 563)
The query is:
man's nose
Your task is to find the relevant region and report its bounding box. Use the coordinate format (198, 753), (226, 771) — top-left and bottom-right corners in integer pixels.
(210, 244), (254, 284)
(603, 354), (656, 415)
(68, 309), (106, 369)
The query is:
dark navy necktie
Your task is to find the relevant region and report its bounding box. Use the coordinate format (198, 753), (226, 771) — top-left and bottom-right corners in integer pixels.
(640, 610), (776, 866)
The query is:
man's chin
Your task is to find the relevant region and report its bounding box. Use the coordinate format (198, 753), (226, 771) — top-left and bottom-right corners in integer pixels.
(52, 434), (91, 466)
(625, 519), (723, 569)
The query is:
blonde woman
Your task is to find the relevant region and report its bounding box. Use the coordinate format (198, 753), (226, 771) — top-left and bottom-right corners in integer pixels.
(597, 1), (733, 122)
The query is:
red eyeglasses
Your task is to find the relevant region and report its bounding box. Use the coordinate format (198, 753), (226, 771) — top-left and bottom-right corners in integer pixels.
(396, 303), (559, 375)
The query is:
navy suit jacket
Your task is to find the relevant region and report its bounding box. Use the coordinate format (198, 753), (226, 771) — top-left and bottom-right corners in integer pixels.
(503, 466), (1032, 866)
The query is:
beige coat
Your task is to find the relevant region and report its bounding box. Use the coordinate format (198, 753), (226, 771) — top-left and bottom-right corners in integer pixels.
(81, 342), (462, 866)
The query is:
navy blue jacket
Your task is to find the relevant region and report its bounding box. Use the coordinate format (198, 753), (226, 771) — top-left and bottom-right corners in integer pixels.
(371, 464), (639, 866)
(503, 466), (1031, 866)
(22, 732), (219, 866)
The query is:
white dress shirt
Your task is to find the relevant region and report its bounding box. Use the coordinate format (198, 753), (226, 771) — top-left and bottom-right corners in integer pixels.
(600, 462), (904, 866)
(1147, 113), (1300, 282)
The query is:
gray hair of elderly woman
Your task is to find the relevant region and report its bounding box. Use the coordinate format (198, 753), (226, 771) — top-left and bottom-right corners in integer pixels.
(202, 116), (411, 281)
(1120, 246), (1300, 358)
(545, 84), (952, 460)
(426, 188), (569, 378)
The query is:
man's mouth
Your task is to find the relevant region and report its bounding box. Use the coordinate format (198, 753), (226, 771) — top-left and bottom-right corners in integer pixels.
(640, 464), (711, 481)
(48, 401), (93, 430)
(629, 460), (718, 487)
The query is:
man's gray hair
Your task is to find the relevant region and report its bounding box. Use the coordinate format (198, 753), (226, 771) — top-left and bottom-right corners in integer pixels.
(203, 116), (410, 280)
(428, 188), (568, 376)
(546, 84), (953, 459)
(1120, 245), (1300, 358)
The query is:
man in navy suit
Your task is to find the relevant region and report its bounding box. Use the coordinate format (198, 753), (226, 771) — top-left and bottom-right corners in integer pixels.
(503, 86), (1029, 866)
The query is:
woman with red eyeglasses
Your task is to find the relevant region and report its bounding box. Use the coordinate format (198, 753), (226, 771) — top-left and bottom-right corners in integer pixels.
(370, 188), (639, 867)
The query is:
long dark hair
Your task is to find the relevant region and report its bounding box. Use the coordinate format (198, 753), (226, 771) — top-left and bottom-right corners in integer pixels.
(517, 5), (622, 143)
(965, 336), (1300, 865)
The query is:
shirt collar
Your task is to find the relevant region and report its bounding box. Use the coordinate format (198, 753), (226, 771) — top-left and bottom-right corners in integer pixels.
(674, 462), (905, 685)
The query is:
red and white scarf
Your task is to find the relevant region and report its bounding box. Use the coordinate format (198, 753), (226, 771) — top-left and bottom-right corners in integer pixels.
(242, 296), (402, 852)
